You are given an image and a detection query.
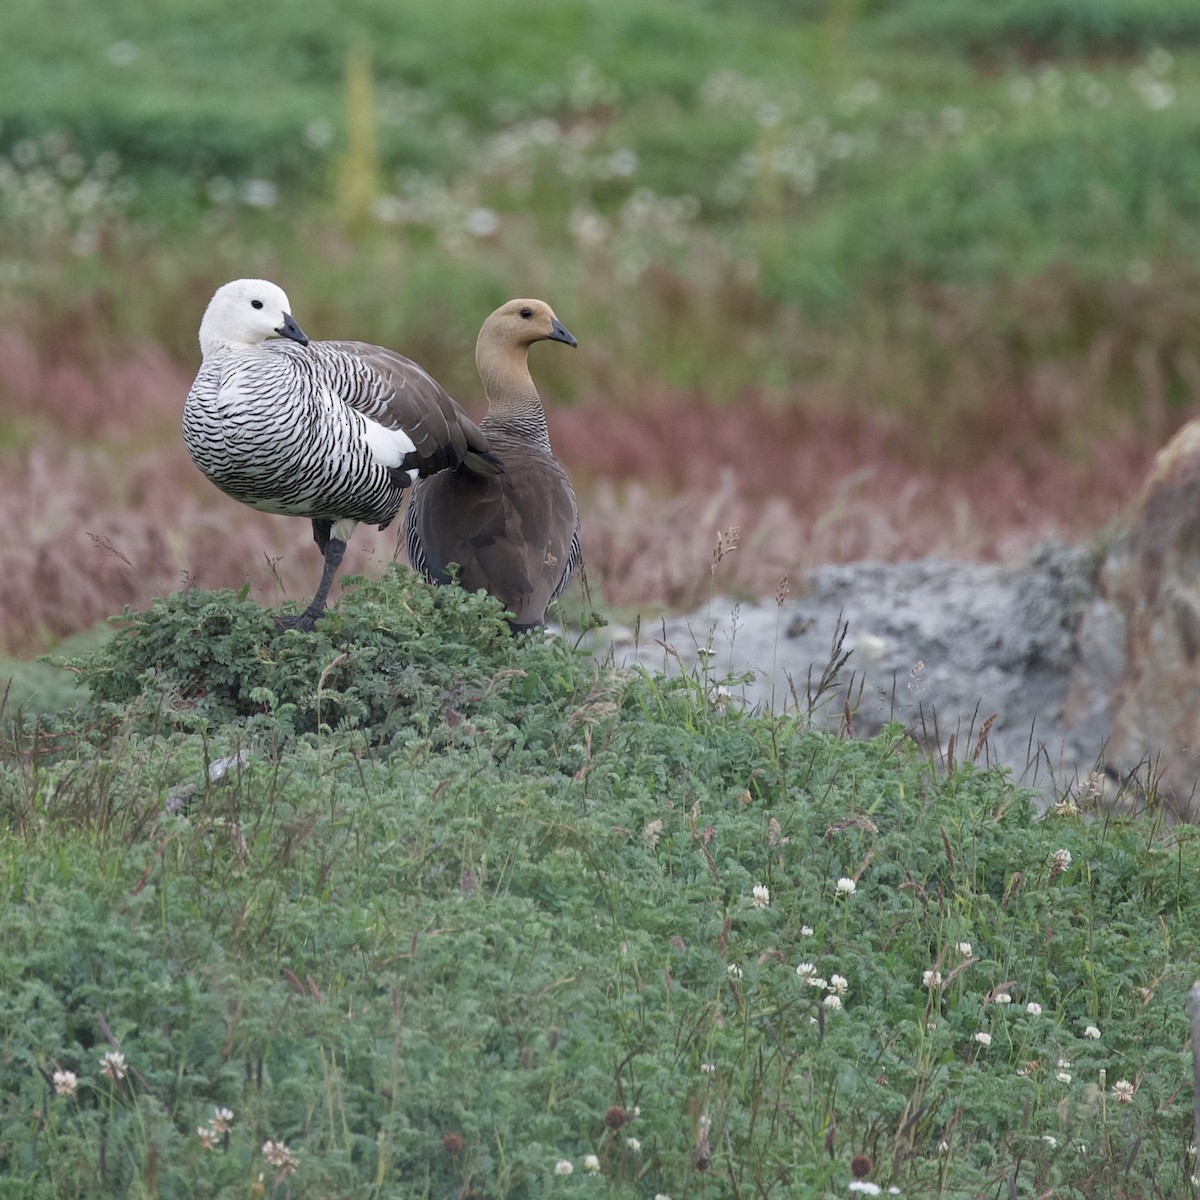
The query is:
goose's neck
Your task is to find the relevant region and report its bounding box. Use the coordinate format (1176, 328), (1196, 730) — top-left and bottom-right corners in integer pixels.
(476, 340), (551, 449)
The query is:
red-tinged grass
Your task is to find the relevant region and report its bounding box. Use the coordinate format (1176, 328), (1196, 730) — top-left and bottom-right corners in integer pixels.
(0, 261), (1186, 655)
(557, 392), (1157, 609)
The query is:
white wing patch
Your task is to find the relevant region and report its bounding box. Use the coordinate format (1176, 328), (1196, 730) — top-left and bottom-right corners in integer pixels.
(359, 413), (417, 471)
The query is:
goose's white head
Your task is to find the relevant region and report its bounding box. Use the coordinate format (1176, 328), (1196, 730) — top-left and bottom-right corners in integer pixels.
(198, 278), (309, 358)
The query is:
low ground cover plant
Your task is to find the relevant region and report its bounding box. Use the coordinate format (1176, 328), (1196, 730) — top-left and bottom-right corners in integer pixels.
(0, 570), (1195, 1197)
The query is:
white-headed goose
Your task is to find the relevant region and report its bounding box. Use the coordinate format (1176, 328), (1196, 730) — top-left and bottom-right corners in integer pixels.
(184, 278), (500, 630)
(404, 299), (579, 631)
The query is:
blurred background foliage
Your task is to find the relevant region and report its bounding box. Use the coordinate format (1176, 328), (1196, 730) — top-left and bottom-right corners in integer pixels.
(1, 0), (1199, 651)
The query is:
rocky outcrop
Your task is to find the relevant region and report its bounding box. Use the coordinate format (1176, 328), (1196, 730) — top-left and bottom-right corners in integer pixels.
(1082, 420), (1200, 820)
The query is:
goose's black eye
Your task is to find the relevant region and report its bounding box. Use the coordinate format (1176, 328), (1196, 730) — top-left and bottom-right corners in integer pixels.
(519, 306), (533, 319)
(251, 299), (264, 310)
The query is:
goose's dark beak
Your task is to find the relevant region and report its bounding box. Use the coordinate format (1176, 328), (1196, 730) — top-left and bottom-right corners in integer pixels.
(547, 317), (577, 348)
(277, 313), (309, 346)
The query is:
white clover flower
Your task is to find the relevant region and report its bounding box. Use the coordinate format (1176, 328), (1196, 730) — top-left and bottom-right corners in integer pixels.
(922, 970), (943, 988)
(583, 1154), (601, 1174)
(806, 976), (828, 990)
(626, 1136), (641, 1153)
(726, 963), (743, 979)
(700, 1062), (716, 1075)
(994, 993), (1012, 1005)
(800, 925), (814, 936)
(1112, 1079), (1135, 1103)
(957, 942), (972, 956)
(828, 974), (848, 995)
(262, 1140), (298, 1175)
(751, 883), (770, 909)
(1084, 1024), (1101, 1040)
(1051, 848), (1072, 873)
(835, 877), (856, 896)
(100, 1050), (126, 1081)
(823, 994), (843, 1011)
(197, 1126), (216, 1150)
(848, 1183), (882, 1195)
(555, 1160), (574, 1176)
(796, 962), (815, 978)
(52, 1070), (78, 1097)
(1056, 1072), (1072, 1084)
(211, 1107), (234, 1134)
(973, 1032), (992, 1047)
(1057, 1058), (1072, 1069)
(1026, 1002), (1042, 1016)
(1043, 1135), (1058, 1149)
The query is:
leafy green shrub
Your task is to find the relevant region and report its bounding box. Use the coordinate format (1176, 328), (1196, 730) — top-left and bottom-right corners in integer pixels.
(68, 568), (601, 746)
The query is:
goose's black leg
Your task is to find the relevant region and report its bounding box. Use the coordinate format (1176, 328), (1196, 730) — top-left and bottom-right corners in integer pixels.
(277, 537), (347, 632)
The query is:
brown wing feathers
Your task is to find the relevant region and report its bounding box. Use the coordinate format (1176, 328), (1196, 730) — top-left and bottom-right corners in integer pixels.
(404, 298), (580, 630)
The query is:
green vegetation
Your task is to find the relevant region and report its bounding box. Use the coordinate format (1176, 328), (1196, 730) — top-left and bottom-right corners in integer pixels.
(1, 570), (1197, 1197)
(1, 8), (1199, 1192)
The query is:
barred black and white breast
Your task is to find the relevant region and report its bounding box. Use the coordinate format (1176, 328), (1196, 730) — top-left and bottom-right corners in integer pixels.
(184, 278), (501, 631)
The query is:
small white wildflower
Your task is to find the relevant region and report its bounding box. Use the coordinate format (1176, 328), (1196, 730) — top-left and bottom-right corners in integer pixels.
(1123, 258), (1152, 285)
(465, 207), (500, 238)
(626, 1137), (641, 1153)
(1043, 1135), (1058, 1149)
(937, 1139), (950, 1154)
(922, 970), (943, 988)
(751, 883), (770, 909)
(800, 925), (814, 937)
(1112, 1079), (1135, 1103)
(555, 1160), (574, 1176)
(835, 877), (856, 896)
(828, 974), (849, 995)
(957, 942), (972, 957)
(700, 1062), (716, 1075)
(806, 976), (828, 990)
(1056, 1072), (1072, 1084)
(1026, 1002), (1043, 1016)
(1057, 1058), (1072, 1069)
(106, 41), (138, 67)
(973, 1032), (992, 1047)
(796, 962), (815, 978)
(197, 1126), (216, 1150)
(1050, 848), (1072, 875)
(262, 1140), (298, 1175)
(642, 819), (663, 848)
(583, 1154), (600, 1174)
(242, 179), (278, 209)
(822, 993), (843, 1011)
(848, 1183), (882, 1196)
(100, 1050), (126, 1081)
(607, 148), (639, 178)
(654, 1195), (672, 1200)
(726, 963), (743, 979)
(994, 992), (1012, 1005)
(211, 1107), (234, 1134)
(52, 1070), (78, 1097)
(1084, 1024), (1101, 1040)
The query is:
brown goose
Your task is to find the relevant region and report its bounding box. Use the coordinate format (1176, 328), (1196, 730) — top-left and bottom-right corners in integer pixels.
(404, 299), (579, 631)
(184, 279), (501, 630)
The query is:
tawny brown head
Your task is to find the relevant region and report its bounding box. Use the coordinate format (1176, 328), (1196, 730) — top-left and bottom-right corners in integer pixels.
(477, 299), (577, 357)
